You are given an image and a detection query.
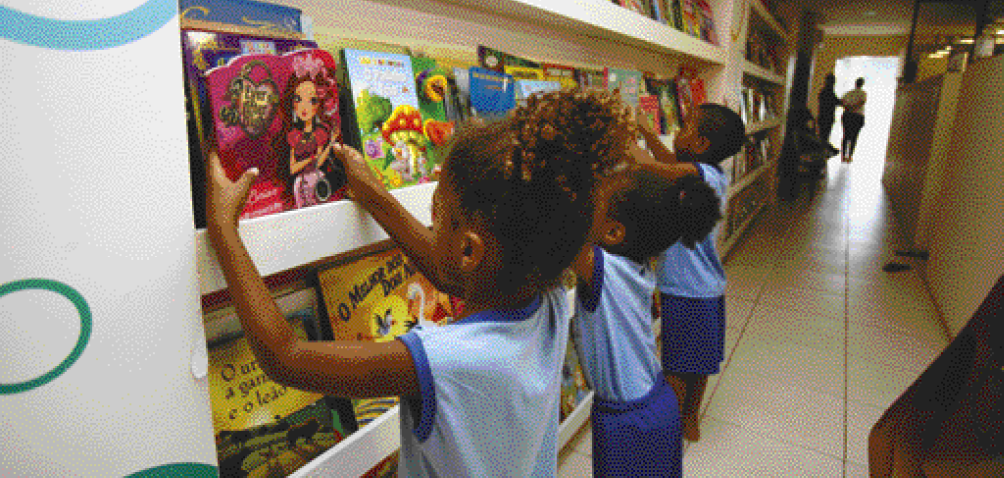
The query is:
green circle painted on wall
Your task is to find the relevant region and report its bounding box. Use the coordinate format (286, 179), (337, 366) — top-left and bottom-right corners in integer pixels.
(124, 462), (218, 477)
(0, 279), (92, 394)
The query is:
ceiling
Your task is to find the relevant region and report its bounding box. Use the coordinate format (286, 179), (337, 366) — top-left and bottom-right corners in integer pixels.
(810, 0), (1002, 37)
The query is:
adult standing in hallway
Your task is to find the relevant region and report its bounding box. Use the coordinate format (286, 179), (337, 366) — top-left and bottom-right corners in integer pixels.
(816, 73), (841, 153)
(840, 77), (867, 163)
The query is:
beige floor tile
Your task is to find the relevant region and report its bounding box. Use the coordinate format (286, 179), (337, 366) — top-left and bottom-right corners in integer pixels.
(846, 296), (947, 344)
(726, 336), (845, 397)
(725, 296), (757, 332)
(572, 423), (592, 456)
(756, 286), (846, 321)
(683, 417), (844, 477)
(557, 450), (593, 477)
(845, 399), (886, 468)
(743, 305), (845, 352)
(847, 322), (946, 374)
(766, 268), (847, 296)
(847, 358), (922, 410)
(705, 367), (844, 457)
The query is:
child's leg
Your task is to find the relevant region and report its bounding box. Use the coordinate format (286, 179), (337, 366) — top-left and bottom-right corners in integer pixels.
(681, 373), (708, 442)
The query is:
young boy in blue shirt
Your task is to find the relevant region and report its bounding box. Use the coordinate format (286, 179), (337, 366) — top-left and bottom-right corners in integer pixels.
(636, 103), (745, 442)
(570, 151), (721, 476)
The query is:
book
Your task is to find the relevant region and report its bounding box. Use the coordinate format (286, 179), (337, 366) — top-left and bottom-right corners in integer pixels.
(667, 0), (684, 31)
(180, 0), (303, 35)
(575, 67), (607, 91)
(204, 47), (344, 220)
(204, 291), (356, 478)
(477, 45), (540, 74)
(680, 0), (702, 38)
(638, 94), (661, 134)
(619, 0), (651, 17)
(314, 246), (455, 427)
(649, 0), (666, 23)
(674, 74), (694, 121)
(340, 49), (436, 189)
(181, 30), (317, 227)
(696, 0), (717, 44)
(412, 56), (456, 179)
(468, 66), (517, 120)
(645, 77), (681, 134)
(604, 67), (644, 107)
(361, 451), (400, 478)
(516, 80), (562, 104)
(542, 63), (579, 89)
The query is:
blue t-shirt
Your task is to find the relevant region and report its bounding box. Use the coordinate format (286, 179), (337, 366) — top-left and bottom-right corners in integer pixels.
(657, 163), (728, 298)
(575, 246), (662, 403)
(397, 287), (571, 477)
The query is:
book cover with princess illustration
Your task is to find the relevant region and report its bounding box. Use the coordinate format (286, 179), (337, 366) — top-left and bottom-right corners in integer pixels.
(181, 29), (317, 227)
(205, 48), (346, 220)
(340, 49), (442, 190)
(205, 301), (356, 478)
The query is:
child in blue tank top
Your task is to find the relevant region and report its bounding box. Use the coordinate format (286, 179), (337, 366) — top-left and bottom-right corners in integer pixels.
(636, 103), (745, 442)
(569, 156), (722, 477)
(205, 89), (635, 477)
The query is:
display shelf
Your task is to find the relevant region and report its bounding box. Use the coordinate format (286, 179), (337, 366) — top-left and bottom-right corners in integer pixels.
(742, 60), (785, 85)
(559, 391), (595, 449)
(196, 183), (435, 295)
(727, 162), (768, 201)
(402, 0), (729, 66)
(288, 405), (401, 478)
(749, 0), (789, 40)
(746, 117), (782, 135)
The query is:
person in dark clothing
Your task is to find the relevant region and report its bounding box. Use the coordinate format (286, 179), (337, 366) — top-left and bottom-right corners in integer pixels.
(840, 77), (867, 163)
(816, 73), (840, 153)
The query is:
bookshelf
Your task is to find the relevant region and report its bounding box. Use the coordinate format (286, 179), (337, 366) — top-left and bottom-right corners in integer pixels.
(188, 0), (794, 474)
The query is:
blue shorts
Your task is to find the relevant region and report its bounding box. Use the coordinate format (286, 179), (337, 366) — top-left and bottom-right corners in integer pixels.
(591, 378), (682, 478)
(660, 294), (725, 375)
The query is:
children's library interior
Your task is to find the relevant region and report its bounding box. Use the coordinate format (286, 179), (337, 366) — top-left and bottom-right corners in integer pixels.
(3, 0), (1003, 476)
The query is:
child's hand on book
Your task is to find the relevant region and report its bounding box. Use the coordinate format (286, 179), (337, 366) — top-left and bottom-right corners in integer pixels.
(206, 151), (258, 231)
(331, 143), (386, 199)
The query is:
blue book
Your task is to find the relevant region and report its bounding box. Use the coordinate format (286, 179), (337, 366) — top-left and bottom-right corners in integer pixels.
(180, 0), (302, 33)
(469, 67), (516, 120)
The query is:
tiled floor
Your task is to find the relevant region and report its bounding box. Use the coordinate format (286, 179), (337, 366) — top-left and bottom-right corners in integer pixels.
(558, 155), (952, 476)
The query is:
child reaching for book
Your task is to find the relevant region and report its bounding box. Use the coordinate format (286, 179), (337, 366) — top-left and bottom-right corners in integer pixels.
(205, 89), (634, 476)
(569, 156), (721, 477)
(636, 102), (745, 442)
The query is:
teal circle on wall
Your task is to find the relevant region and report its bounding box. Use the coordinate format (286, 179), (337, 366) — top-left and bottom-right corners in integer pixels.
(0, 279), (92, 394)
(0, 0), (176, 51)
(124, 463), (218, 477)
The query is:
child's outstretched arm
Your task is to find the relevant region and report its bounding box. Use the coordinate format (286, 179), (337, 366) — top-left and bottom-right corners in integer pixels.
(627, 141), (696, 177)
(331, 143), (463, 299)
(634, 106), (679, 165)
(205, 153), (419, 398)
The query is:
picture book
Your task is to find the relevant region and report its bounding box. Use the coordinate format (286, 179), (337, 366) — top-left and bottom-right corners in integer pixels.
(675, 72), (695, 121)
(180, 0), (303, 35)
(619, 0), (651, 17)
(696, 0), (717, 44)
(645, 77), (681, 134)
(680, 0), (702, 38)
(468, 66), (517, 120)
(205, 47), (345, 220)
(205, 295), (356, 478)
(412, 56), (457, 176)
(638, 94), (661, 134)
(542, 63), (579, 89)
(669, 0), (684, 31)
(361, 451), (400, 478)
(604, 67), (644, 107)
(181, 30), (318, 227)
(516, 80), (562, 104)
(340, 49), (438, 190)
(505, 65), (545, 81)
(649, 0), (666, 23)
(478, 45), (540, 74)
(314, 246), (455, 427)
(575, 67), (607, 91)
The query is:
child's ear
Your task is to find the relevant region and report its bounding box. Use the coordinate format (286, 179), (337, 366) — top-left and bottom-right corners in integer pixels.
(460, 231), (485, 274)
(603, 220), (626, 247)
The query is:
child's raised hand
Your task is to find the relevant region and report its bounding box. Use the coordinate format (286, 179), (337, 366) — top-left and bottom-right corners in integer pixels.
(330, 143), (386, 199)
(206, 152), (258, 231)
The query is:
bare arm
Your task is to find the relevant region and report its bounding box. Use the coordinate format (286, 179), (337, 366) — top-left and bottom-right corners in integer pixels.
(205, 153), (419, 398)
(331, 143), (464, 298)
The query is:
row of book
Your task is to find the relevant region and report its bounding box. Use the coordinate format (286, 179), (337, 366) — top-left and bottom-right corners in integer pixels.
(723, 171), (769, 241)
(203, 243), (593, 477)
(613, 0), (718, 45)
(745, 17), (783, 74)
(739, 84), (781, 126)
(183, 26), (711, 227)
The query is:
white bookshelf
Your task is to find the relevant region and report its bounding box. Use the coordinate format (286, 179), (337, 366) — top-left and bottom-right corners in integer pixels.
(743, 60), (786, 85)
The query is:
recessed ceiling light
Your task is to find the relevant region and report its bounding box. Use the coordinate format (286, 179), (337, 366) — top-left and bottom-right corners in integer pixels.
(958, 38), (975, 44)
(864, 10), (877, 17)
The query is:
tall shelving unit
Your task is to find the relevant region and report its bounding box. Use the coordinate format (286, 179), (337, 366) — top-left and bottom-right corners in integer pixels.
(186, 0), (794, 475)
(718, 0), (794, 258)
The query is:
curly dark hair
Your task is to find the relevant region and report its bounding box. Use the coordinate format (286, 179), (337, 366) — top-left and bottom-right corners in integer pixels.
(605, 171), (721, 264)
(441, 89), (635, 296)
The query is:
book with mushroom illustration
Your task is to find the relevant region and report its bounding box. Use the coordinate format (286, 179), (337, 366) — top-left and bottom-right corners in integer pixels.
(339, 49), (439, 190)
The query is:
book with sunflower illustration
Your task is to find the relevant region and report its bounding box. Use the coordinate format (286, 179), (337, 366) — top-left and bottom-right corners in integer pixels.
(411, 56), (456, 181)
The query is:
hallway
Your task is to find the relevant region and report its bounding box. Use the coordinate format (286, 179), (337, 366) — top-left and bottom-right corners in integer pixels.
(558, 154), (952, 476)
